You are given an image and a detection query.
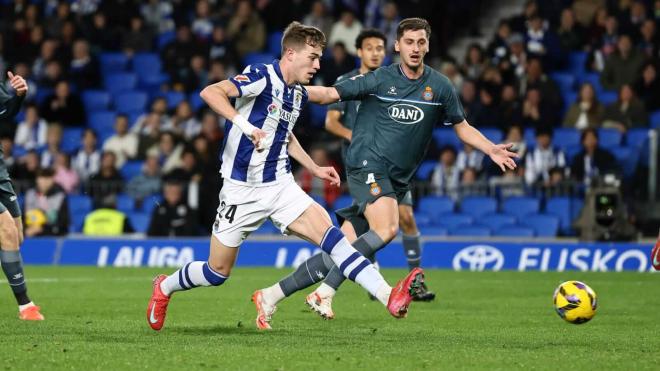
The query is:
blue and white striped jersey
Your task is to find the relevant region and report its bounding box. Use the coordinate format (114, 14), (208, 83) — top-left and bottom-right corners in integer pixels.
(221, 60), (309, 186)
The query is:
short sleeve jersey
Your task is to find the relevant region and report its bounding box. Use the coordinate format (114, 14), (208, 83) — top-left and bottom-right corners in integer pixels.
(334, 63), (465, 184)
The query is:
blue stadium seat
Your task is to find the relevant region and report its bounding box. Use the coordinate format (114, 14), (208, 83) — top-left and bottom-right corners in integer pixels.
(479, 127), (502, 144)
(519, 214), (560, 237)
(114, 91), (148, 114)
(141, 195), (163, 215)
(563, 144), (583, 164)
(597, 128), (622, 147)
(120, 160), (144, 180)
(267, 31), (284, 57)
(104, 73), (138, 95)
(70, 211), (86, 233)
(610, 146), (639, 178)
(132, 53), (162, 78)
(579, 73), (604, 93)
(308, 103), (327, 127)
(87, 111), (116, 133)
(413, 212), (432, 227)
(332, 195), (353, 210)
(82, 90), (112, 112)
(418, 226), (447, 236)
(495, 226), (535, 237)
(432, 127), (462, 151)
(243, 52), (276, 67)
(650, 110), (660, 129)
(34, 88), (53, 105)
(460, 196), (497, 218)
(68, 194), (92, 215)
(189, 91), (205, 111)
(479, 213), (516, 231)
(550, 72), (575, 92)
(130, 212), (151, 233)
(568, 51), (587, 75)
(160, 91), (185, 109)
(436, 213), (473, 229)
(157, 30), (176, 50)
(553, 128), (581, 150)
(502, 196), (540, 219)
(598, 91), (618, 105)
(562, 91), (578, 111)
(116, 194), (135, 213)
(139, 73), (170, 93)
(99, 52), (129, 73)
(416, 160), (436, 180)
(61, 127), (84, 153)
(524, 128), (536, 147)
(545, 196), (583, 235)
(417, 196), (454, 221)
(449, 225), (491, 237)
(626, 128), (649, 148)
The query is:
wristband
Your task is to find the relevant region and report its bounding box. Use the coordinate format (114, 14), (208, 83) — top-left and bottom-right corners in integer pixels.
(232, 114), (257, 136)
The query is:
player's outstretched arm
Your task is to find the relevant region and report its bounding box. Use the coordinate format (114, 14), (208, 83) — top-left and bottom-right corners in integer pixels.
(454, 120), (518, 172)
(288, 133), (340, 187)
(325, 110), (352, 141)
(200, 80), (267, 149)
(306, 86), (341, 105)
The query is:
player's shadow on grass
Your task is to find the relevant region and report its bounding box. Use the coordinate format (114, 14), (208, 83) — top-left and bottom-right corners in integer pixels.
(165, 324), (292, 336)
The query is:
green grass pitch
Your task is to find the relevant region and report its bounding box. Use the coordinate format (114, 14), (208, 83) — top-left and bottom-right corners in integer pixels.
(1, 267), (659, 370)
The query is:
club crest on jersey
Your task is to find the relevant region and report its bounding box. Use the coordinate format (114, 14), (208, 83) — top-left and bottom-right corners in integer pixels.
(387, 86), (397, 95)
(294, 91), (302, 109)
(370, 182), (381, 196)
(423, 86), (433, 101)
(234, 74), (250, 82)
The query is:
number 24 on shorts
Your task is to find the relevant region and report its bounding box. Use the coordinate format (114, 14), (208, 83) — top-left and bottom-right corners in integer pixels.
(218, 201), (237, 224)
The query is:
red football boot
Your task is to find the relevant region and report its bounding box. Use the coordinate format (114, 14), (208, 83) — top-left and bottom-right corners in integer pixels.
(147, 275), (170, 331)
(387, 267), (424, 318)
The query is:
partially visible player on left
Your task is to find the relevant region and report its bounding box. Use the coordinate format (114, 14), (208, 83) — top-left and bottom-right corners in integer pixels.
(0, 72), (44, 320)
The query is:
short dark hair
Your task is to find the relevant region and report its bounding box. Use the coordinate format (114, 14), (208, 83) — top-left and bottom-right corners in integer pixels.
(281, 21), (326, 55)
(396, 18), (431, 40)
(355, 28), (387, 50)
(36, 168), (55, 178)
(581, 128), (598, 143)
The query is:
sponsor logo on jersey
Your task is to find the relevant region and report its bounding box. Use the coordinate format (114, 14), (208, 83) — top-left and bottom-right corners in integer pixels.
(365, 173), (375, 184)
(387, 86), (397, 95)
(423, 86), (433, 101)
(267, 103), (279, 119)
(234, 74), (250, 82)
(370, 182), (381, 196)
(279, 109), (300, 125)
(388, 104), (425, 124)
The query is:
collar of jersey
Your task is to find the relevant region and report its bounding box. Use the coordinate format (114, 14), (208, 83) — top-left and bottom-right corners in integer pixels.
(397, 63), (428, 81)
(272, 59), (297, 88)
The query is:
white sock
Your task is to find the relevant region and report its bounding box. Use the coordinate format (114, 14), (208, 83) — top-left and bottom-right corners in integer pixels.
(262, 283), (286, 305)
(316, 282), (336, 298)
(375, 283), (391, 306)
(160, 261), (227, 296)
(19, 301), (35, 312)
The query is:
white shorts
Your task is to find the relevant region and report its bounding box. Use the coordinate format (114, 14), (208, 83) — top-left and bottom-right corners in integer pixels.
(212, 178), (314, 247)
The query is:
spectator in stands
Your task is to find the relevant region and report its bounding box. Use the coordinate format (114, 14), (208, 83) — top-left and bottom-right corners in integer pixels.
(226, 0), (266, 59)
(39, 123), (63, 168)
(498, 84), (523, 130)
(72, 128), (100, 182)
(207, 59), (229, 85)
(620, 1), (647, 37)
(23, 168), (68, 237)
(518, 58), (562, 114)
(462, 43), (488, 80)
(199, 110), (223, 154)
(126, 153), (162, 204)
(303, 1), (333, 38)
(522, 88), (557, 129)
(487, 20), (511, 64)
(457, 143), (485, 174)
(162, 24), (204, 85)
(103, 114), (137, 168)
(634, 62), (660, 111)
(489, 166), (525, 197)
(524, 14), (562, 69)
(460, 80), (481, 124)
(121, 15), (153, 56)
(132, 97), (170, 135)
(178, 54), (208, 93)
(87, 151), (124, 208)
(136, 112), (162, 159)
(32, 39), (58, 84)
(40, 80), (85, 126)
(147, 180), (198, 237)
(140, 0), (174, 34)
(45, 1), (73, 39)
(601, 34), (645, 91)
(459, 167), (487, 197)
(603, 84), (648, 131)
(430, 146), (460, 199)
(321, 42), (355, 86)
(37, 59), (64, 89)
(208, 26), (235, 67)
(471, 85), (502, 127)
(638, 19), (658, 58)
(191, 0), (215, 41)
(83, 194), (134, 236)
(440, 62), (464, 91)
(570, 128), (617, 186)
(14, 103), (47, 151)
(509, 0), (538, 34)
(13, 150), (39, 190)
(149, 132), (183, 174)
(86, 11), (119, 53)
(69, 39), (100, 90)
(329, 10), (363, 56)
(557, 8), (584, 51)
(504, 33), (527, 79)
(563, 82), (605, 130)
(295, 147), (340, 208)
(166, 149), (199, 183)
(524, 127), (566, 186)
(590, 15), (619, 72)
(374, 1), (400, 54)
(504, 124), (527, 160)
(53, 153), (79, 194)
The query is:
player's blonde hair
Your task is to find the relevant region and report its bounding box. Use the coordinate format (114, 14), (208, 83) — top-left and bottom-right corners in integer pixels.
(281, 21), (327, 55)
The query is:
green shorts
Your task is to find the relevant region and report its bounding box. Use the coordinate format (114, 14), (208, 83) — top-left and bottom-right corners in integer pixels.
(0, 180), (21, 218)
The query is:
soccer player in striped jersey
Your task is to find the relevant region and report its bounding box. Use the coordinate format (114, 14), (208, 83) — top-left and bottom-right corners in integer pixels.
(146, 22), (425, 331)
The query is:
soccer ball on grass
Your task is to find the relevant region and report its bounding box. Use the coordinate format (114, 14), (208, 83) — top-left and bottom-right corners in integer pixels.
(553, 280), (597, 324)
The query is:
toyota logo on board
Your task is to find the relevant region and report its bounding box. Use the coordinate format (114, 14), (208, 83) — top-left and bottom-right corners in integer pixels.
(453, 245), (505, 271)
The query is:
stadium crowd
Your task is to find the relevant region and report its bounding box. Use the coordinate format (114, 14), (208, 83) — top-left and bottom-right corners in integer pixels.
(0, 0), (656, 237)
